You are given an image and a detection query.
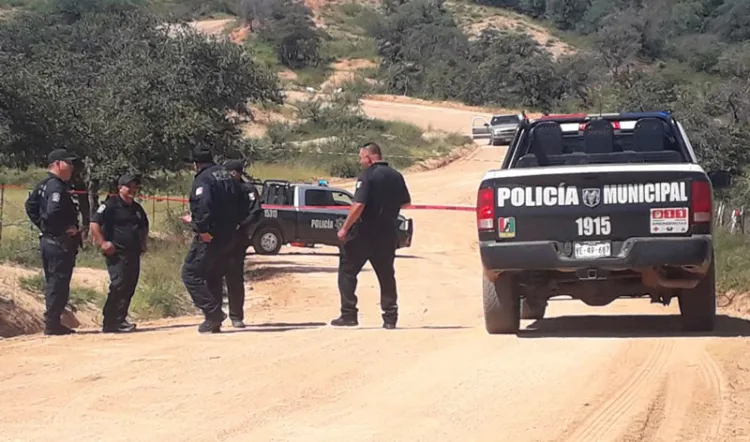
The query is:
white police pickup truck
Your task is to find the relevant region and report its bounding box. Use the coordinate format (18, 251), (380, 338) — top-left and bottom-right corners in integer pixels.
(476, 112), (732, 334)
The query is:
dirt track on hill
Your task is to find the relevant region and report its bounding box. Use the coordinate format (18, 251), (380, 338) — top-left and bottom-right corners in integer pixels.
(2, 104), (750, 441)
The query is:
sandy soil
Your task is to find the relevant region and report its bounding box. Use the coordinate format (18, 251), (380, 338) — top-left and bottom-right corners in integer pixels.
(2, 117), (750, 440)
(187, 18), (236, 36)
(320, 59), (378, 91)
(285, 89), (528, 135)
(0, 264), (106, 336)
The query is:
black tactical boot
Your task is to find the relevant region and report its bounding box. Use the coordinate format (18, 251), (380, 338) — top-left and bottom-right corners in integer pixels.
(44, 324), (76, 336)
(330, 316), (358, 327)
(102, 321), (137, 333)
(198, 318), (222, 333)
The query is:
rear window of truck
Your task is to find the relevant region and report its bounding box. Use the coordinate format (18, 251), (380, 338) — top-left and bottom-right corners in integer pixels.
(508, 118), (691, 168)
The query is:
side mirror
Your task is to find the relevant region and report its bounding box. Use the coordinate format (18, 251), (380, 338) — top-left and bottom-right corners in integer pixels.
(483, 123), (489, 127)
(708, 170), (732, 189)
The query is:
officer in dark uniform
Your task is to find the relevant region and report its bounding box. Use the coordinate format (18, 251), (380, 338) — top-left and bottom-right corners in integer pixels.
(90, 174), (149, 333)
(221, 159), (263, 328)
(182, 147), (250, 333)
(24, 148), (82, 336)
(332, 142), (411, 329)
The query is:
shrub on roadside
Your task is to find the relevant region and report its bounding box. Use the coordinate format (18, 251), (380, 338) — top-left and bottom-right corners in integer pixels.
(128, 237), (195, 320)
(715, 229), (750, 295)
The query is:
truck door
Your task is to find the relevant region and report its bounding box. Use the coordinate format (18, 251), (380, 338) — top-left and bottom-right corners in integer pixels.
(259, 180), (297, 241)
(300, 188), (350, 246)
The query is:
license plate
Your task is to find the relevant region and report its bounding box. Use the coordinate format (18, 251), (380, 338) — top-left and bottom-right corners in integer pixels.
(574, 241), (611, 259)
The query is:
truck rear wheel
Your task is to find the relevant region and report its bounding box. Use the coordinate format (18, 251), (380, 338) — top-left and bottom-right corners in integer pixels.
(482, 273), (520, 334)
(252, 226), (283, 255)
(677, 261), (716, 332)
(521, 298), (546, 320)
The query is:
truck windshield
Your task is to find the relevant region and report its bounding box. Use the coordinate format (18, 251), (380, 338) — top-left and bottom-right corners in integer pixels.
(491, 116), (519, 126)
(509, 118), (689, 168)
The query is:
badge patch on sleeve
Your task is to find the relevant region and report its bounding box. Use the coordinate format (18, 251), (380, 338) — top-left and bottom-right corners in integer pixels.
(97, 204), (106, 214)
(195, 186), (203, 196)
(249, 192), (256, 201)
(51, 192), (60, 202)
(355, 181), (362, 189)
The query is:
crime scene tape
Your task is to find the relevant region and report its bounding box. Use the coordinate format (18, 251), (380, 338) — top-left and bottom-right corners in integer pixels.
(1, 184), (475, 212)
(261, 203), (475, 212)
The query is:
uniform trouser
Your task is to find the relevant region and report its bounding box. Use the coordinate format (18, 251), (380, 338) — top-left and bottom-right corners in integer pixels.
(103, 250), (141, 328)
(40, 236), (77, 328)
(338, 230), (398, 323)
(182, 235), (233, 322)
(225, 236), (248, 321)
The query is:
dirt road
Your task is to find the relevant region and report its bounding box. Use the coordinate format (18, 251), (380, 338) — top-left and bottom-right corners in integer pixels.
(2, 139), (750, 441)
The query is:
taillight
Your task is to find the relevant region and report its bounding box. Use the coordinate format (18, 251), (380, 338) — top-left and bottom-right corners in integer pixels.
(691, 180), (712, 223)
(477, 187), (495, 231)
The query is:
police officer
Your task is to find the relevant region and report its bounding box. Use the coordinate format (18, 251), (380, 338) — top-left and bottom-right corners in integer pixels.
(24, 148), (82, 336)
(90, 174), (149, 333)
(332, 142), (411, 329)
(221, 159), (263, 328)
(182, 147), (250, 333)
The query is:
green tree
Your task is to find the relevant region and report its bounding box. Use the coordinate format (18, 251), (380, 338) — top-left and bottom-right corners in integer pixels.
(254, 0), (324, 69)
(0, 0), (281, 223)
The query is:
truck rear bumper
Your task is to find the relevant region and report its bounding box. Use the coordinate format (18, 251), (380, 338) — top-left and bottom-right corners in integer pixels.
(480, 235), (712, 271)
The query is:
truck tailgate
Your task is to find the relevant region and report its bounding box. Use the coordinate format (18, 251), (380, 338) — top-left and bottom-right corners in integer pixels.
(477, 164), (711, 258)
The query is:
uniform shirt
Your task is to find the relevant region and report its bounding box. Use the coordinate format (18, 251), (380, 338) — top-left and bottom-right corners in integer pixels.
(353, 161), (411, 234)
(189, 163), (250, 238)
(91, 195), (149, 252)
(25, 173), (79, 237)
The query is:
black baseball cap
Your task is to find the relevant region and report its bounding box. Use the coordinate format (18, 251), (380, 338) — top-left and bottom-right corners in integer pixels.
(117, 173), (141, 187)
(222, 159), (249, 175)
(48, 149), (79, 164)
(183, 147), (214, 163)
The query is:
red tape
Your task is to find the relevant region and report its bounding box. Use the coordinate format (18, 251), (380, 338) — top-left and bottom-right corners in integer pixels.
(261, 204), (475, 212)
(1, 185), (475, 212)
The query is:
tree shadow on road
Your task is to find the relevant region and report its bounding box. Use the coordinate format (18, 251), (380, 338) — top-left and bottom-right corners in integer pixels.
(138, 321), (328, 334)
(248, 251), (423, 259)
(518, 314), (750, 338)
(221, 321), (327, 334)
(245, 264), (350, 282)
(342, 325), (470, 331)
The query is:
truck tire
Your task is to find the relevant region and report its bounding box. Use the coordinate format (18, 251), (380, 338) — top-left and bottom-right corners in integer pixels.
(520, 298), (546, 320)
(252, 226), (283, 255)
(677, 261), (716, 332)
(482, 273), (520, 334)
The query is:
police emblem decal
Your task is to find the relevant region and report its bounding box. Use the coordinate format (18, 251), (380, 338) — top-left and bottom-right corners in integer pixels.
(334, 218), (345, 230)
(582, 188), (601, 208)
